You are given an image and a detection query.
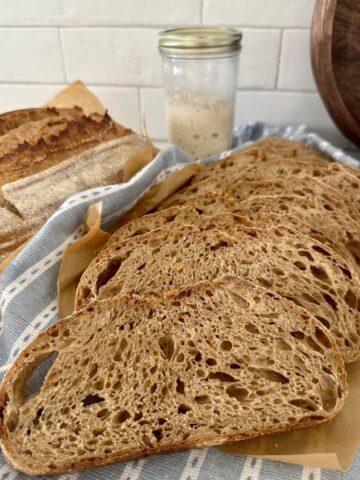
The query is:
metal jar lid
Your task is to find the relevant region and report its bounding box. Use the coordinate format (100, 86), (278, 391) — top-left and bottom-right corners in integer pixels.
(159, 27), (242, 55)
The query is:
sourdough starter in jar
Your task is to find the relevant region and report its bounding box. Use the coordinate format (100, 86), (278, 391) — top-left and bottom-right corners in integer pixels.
(166, 93), (233, 159)
(159, 27), (242, 159)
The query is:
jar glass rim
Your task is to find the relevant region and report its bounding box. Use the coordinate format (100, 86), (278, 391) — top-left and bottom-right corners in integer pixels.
(159, 27), (242, 55)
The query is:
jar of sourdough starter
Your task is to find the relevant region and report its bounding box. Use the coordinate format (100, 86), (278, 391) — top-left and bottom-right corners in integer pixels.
(159, 27), (242, 159)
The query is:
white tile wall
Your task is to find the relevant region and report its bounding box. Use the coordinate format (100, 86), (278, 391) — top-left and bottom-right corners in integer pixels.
(0, 0), (356, 150)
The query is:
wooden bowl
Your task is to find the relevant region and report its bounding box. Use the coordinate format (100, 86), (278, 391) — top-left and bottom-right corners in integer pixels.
(311, 0), (360, 147)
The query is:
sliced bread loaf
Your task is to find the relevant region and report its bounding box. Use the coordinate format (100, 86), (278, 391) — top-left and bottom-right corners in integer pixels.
(237, 194), (360, 273)
(76, 225), (360, 362)
(0, 275), (347, 475)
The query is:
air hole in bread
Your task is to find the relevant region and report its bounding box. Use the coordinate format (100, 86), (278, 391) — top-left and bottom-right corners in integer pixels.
(312, 245), (331, 257)
(210, 240), (230, 251)
(89, 363), (98, 378)
(194, 395), (211, 405)
(306, 336), (324, 354)
(256, 277), (273, 288)
(206, 358), (217, 366)
(176, 378), (185, 395)
(132, 228), (149, 237)
(113, 410), (131, 424)
(294, 261), (306, 271)
(289, 399), (317, 411)
(194, 351), (202, 361)
(302, 293), (321, 305)
(291, 331), (305, 340)
(298, 251), (314, 262)
(82, 394), (104, 407)
(226, 290), (250, 309)
(315, 327), (332, 348)
(226, 385), (248, 401)
(22, 351), (59, 404)
(113, 338), (128, 362)
(323, 293), (337, 311)
(276, 339), (292, 351)
(254, 368), (289, 384)
(96, 260), (122, 292)
(315, 315), (331, 329)
(344, 289), (357, 309)
(208, 372), (237, 382)
(96, 408), (110, 419)
(310, 265), (330, 282)
(220, 340), (232, 351)
(319, 374), (337, 411)
(245, 323), (260, 334)
(230, 363), (242, 369)
(152, 429), (163, 442)
(176, 352), (185, 362)
(272, 267), (285, 276)
(178, 404), (191, 414)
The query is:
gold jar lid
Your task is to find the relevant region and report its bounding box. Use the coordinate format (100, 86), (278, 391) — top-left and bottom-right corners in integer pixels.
(159, 27), (242, 55)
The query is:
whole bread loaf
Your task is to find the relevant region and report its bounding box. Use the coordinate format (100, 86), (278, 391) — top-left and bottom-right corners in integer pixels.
(0, 107), (148, 261)
(0, 275), (347, 475)
(76, 225), (360, 362)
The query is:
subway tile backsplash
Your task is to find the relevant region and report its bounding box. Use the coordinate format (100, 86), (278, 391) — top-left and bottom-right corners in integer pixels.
(0, 0), (354, 149)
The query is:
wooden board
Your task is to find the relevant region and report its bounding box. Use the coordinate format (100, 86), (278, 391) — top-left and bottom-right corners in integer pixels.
(311, 0), (360, 147)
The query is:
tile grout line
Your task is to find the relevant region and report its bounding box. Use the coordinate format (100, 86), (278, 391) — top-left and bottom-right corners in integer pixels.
(0, 25), (312, 30)
(274, 28), (284, 90)
(200, 0), (204, 24)
(57, 27), (69, 84)
(0, 81), (318, 94)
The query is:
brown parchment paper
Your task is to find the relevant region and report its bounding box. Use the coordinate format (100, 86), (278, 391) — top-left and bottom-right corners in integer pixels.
(58, 202), (110, 318)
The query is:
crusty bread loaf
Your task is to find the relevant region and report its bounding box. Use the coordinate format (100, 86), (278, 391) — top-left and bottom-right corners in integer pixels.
(0, 107), (148, 261)
(2, 134), (150, 226)
(0, 108), (129, 186)
(76, 225), (360, 362)
(237, 195), (360, 273)
(157, 191), (241, 215)
(0, 275), (347, 475)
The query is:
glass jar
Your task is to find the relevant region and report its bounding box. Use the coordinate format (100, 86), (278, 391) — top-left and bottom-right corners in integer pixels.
(159, 27), (242, 159)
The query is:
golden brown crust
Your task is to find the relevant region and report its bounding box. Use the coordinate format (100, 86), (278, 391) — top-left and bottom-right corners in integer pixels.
(0, 109), (131, 186)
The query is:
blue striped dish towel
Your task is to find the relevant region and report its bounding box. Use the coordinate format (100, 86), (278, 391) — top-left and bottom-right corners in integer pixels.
(0, 123), (359, 480)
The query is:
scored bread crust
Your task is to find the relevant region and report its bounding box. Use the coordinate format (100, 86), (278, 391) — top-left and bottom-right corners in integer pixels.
(76, 224), (360, 362)
(0, 275), (347, 475)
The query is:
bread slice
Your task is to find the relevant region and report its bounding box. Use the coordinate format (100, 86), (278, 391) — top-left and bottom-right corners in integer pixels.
(76, 225), (360, 362)
(156, 191), (241, 215)
(107, 207), (250, 248)
(219, 157), (360, 213)
(190, 140), (330, 185)
(247, 212), (351, 268)
(157, 176), (232, 210)
(229, 176), (359, 220)
(237, 194), (360, 273)
(253, 137), (331, 163)
(0, 275), (347, 475)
